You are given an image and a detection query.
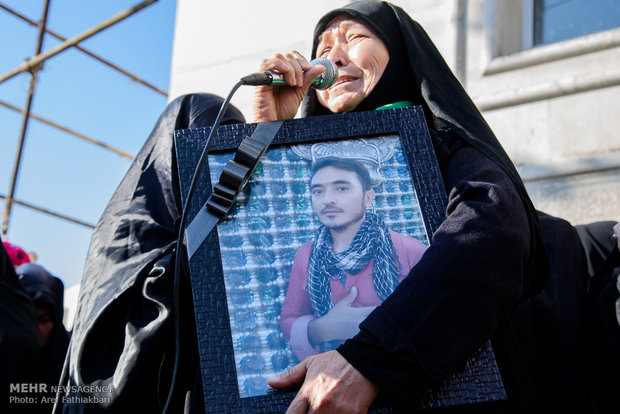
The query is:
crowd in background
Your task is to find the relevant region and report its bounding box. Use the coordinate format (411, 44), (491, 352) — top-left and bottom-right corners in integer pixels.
(1, 239), (69, 414)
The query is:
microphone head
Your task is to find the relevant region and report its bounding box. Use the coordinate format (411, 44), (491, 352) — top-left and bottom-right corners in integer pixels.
(309, 57), (338, 90)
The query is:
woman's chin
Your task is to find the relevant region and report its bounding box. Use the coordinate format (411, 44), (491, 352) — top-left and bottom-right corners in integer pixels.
(318, 88), (366, 113)
(322, 96), (363, 114)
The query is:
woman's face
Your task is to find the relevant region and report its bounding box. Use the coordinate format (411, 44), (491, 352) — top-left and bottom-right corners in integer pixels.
(315, 15), (389, 113)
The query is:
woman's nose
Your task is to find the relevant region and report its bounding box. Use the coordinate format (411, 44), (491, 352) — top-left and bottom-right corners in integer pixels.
(327, 42), (349, 67)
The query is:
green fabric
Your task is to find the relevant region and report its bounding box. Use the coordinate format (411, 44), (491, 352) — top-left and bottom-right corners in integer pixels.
(375, 101), (414, 110)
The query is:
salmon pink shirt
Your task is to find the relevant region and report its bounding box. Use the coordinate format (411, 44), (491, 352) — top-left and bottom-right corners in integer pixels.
(280, 230), (427, 361)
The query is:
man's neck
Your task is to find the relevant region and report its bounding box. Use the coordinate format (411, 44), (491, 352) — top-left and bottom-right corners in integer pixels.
(329, 214), (365, 254)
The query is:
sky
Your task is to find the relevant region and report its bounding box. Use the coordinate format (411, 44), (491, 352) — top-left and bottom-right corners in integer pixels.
(0, 0), (177, 290)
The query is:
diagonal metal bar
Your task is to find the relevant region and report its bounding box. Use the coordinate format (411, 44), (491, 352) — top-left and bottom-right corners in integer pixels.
(0, 99), (135, 160)
(0, 194), (95, 229)
(0, 1), (167, 96)
(0, 0), (157, 84)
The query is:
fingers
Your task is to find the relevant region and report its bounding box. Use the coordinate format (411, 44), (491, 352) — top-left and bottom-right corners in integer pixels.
(268, 358), (309, 389)
(260, 51), (311, 87)
(301, 64), (326, 90)
(284, 351), (379, 414)
(283, 51), (304, 87)
(339, 286), (358, 306)
(286, 393), (310, 414)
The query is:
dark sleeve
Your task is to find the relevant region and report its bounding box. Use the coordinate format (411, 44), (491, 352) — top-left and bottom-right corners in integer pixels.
(574, 221), (619, 277)
(338, 130), (531, 402)
(574, 221), (620, 411)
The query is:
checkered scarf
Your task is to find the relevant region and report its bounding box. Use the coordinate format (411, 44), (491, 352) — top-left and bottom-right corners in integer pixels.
(306, 212), (401, 317)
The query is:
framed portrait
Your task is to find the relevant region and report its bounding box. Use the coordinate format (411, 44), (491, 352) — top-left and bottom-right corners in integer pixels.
(175, 107), (506, 412)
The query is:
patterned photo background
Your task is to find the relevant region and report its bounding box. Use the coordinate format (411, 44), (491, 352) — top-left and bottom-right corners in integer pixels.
(208, 136), (429, 398)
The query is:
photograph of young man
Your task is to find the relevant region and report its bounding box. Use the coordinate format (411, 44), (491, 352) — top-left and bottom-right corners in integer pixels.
(279, 156), (427, 361)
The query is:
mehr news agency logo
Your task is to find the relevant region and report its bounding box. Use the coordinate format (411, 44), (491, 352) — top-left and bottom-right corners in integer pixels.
(9, 383), (114, 405)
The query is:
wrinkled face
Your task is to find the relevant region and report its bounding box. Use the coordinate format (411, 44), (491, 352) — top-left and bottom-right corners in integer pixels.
(315, 15), (389, 113)
(36, 305), (54, 347)
(310, 166), (375, 231)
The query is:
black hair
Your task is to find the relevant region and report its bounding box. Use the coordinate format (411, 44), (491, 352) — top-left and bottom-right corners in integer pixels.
(310, 157), (372, 191)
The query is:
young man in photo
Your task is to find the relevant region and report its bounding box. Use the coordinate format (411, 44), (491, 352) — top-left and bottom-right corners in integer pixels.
(280, 157), (427, 361)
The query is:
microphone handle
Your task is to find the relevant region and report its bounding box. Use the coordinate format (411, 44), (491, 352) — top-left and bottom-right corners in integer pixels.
(240, 58), (336, 88)
(264, 71), (327, 88)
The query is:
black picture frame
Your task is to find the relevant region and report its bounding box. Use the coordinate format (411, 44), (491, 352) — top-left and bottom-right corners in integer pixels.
(175, 107), (506, 413)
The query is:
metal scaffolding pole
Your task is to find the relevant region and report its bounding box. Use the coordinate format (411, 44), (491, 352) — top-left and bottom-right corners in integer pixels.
(1, 0), (51, 235)
(0, 2), (167, 97)
(0, 194), (95, 230)
(1, 0), (158, 234)
(0, 0), (157, 84)
(0, 99), (135, 160)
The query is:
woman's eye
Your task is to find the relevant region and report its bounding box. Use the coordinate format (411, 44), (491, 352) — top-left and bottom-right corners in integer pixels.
(318, 47), (331, 57)
(348, 33), (367, 42)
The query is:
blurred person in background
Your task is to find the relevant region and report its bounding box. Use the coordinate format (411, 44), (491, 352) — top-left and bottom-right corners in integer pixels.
(17, 263), (70, 414)
(2, 239), (34, 268)
(574, 220), (620, 412)
(1, 240), (40, 414)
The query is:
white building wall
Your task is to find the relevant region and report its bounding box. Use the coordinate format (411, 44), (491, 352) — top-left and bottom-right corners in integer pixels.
(170, 0), (620, 226)
(63, 283), (80, 331)
(466, 0), (620, 224)
(169, 1), (461, 118)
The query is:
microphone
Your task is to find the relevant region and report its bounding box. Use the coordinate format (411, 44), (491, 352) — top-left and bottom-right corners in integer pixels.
(241, 57), (338, 90)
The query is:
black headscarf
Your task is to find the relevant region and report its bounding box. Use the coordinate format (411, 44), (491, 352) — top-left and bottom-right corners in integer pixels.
(302, 0), (547, 299)
(17, 263), (70, 412)
(17, 263), (66, 325)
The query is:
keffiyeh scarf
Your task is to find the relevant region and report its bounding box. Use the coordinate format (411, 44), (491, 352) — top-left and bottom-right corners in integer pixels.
(307, 212), (401, 317)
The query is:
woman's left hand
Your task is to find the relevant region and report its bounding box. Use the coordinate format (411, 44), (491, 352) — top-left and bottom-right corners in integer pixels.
(268, 350), (379, 413)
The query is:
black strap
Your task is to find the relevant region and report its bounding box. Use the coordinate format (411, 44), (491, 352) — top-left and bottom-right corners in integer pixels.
(185, 121), (283, 258)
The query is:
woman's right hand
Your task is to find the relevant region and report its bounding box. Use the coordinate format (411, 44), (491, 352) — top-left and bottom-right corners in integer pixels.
(251, 51), (325, 122)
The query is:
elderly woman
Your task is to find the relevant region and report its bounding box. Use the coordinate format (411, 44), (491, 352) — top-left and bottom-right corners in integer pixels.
(252, 1), (569, 413)
(60, 2), (604, 413)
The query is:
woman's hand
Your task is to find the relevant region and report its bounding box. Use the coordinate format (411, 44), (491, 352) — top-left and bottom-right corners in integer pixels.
(268, 350), (379, 414)
(252, 51), (325, 122)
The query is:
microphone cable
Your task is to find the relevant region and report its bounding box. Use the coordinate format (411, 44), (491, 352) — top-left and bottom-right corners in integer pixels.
(162, 79), (244, 414)
(55, 66), (303, 414)
(50, 82), (246, 414)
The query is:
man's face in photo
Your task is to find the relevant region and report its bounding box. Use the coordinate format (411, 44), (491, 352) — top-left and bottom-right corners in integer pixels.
(310, 165), (374, 231)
